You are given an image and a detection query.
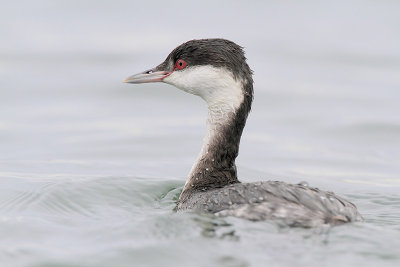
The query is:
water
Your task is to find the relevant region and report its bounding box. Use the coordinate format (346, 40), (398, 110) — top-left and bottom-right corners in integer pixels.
(1, 0), (400, 266)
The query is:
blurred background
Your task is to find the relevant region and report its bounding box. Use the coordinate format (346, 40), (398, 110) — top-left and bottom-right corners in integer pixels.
(0, 1), (400, 267)
(1, 0), (399, 185)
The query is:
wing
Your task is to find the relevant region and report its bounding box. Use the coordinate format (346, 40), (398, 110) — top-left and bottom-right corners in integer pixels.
(178, 181), (362, 227)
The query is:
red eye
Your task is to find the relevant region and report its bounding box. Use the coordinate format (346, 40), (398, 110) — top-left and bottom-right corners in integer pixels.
(175, 59), (187, 70)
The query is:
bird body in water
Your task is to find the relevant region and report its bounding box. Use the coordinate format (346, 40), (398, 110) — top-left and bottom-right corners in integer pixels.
(124, 38), (362, 227)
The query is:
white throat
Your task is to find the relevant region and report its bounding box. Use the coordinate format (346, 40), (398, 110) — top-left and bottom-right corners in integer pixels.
(163, 65), (244, 109)
(164, 64), (244, 156)
(164, 65), (245, 190)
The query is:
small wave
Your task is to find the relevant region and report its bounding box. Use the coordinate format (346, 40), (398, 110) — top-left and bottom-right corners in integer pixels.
(0, 176), (184, 220)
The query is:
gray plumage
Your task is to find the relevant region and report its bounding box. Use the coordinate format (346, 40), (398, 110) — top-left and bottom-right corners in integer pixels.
(178, 181), (362, 227)
(125, 38), (363, 227)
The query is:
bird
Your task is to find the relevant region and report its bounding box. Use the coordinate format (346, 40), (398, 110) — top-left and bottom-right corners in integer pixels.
(124, 38), (362, 227)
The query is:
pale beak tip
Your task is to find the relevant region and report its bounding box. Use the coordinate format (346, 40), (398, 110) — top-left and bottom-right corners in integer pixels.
(123, 76), (136, 84)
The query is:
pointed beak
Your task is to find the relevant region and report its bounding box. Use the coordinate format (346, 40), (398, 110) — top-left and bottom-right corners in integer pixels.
(123, 68), (170, 84)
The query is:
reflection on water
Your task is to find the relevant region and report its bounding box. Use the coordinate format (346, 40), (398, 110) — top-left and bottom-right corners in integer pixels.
(1, 176), (399, 267)
(1, 0), (400, 266)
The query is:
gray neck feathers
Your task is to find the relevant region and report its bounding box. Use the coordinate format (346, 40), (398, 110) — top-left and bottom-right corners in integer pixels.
(179, 80), (253, 201)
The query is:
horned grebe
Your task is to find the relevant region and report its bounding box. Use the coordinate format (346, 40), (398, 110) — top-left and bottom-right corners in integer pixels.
(124, 38), (362, 227)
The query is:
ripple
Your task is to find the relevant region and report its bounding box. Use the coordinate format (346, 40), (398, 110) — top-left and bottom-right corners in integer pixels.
(0, 176), (183, 220)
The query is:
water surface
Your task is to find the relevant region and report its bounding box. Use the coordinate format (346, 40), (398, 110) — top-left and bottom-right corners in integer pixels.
(1, 1), (400, 266)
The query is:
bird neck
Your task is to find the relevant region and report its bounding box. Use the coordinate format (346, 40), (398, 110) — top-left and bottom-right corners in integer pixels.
(180, 82), (253, 201)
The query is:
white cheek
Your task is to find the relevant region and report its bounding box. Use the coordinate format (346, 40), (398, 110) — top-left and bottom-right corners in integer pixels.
(163, 65), (244, 110)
